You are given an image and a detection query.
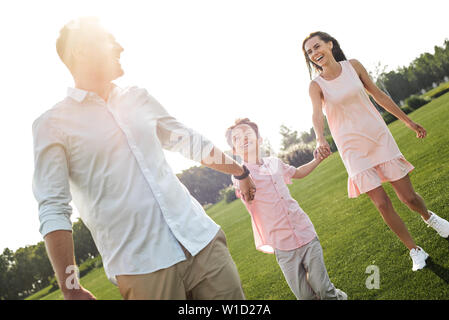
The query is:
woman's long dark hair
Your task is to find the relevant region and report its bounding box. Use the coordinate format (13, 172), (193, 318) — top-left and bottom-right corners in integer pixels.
(302, 31), (347, 79)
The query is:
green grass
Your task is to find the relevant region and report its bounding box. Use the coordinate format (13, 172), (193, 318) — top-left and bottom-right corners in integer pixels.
(29, 92), (449, 300)
(27, 266), (122, 300)
(422, 81), (449, 98)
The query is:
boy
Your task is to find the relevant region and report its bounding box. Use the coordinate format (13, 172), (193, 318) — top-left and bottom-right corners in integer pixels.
(226, 118), (347, 300)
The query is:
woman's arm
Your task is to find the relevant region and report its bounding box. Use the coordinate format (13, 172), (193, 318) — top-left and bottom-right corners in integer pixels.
(349, 59), (426, 139)
(309, 81), (332, 158)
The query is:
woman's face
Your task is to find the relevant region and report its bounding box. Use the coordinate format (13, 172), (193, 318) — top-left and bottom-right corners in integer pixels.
(304, 36), (333, 68)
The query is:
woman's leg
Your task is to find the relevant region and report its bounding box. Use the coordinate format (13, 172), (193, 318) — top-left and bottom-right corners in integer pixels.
(390, 174), (431, 221)
(366, 185), (417, 250)
(391, 174), (449, 238)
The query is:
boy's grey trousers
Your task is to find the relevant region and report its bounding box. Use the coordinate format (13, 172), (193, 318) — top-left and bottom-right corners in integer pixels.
(274, 237), (347, 300)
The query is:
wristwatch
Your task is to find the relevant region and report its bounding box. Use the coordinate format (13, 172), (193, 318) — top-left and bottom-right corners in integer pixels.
(233, 165), (250, 180)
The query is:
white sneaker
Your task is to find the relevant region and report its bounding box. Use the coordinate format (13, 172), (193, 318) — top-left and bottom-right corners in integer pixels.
(409, 246), (429, 271)
(423, 211), (449, 238)
(336, 288), (348, 300)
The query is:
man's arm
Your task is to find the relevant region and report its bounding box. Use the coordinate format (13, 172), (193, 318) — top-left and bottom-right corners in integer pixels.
(44, 231), (95, 300)
(201, 146), (256, 203)
(32, 116), (95, 300)
(149, 93), (256, 202)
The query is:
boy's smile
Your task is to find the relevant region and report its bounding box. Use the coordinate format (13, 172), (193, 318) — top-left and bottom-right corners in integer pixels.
(231, 124), (261, 163)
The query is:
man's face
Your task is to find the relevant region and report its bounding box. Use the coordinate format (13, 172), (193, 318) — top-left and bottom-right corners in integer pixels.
(75, 25), (124, 81)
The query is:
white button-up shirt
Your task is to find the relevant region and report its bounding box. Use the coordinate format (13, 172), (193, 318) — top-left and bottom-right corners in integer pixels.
(32, 85), (219, 285)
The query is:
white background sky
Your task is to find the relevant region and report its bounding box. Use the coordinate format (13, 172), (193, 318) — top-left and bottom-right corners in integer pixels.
(0, 0), (448, 252)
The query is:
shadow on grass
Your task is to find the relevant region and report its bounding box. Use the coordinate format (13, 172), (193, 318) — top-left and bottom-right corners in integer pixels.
(426, 257), (449, 283)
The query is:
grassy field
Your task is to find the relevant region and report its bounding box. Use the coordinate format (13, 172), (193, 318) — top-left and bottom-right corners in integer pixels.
(28, 92), (449, 300)
(422, 81), (449, 98)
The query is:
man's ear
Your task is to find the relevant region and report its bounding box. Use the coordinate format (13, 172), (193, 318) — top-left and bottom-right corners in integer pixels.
(71, 46), (87, 62)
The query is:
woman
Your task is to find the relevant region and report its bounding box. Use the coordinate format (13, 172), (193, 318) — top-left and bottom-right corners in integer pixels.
(302, 31), (449, 271)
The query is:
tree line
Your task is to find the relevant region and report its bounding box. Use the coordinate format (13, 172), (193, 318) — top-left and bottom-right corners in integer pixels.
(377, 39), (449, 103)
(0, 219), (98, 300)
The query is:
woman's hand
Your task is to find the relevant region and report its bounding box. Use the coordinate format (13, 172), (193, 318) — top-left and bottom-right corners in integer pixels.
(315, 139), (332, 160)
(405, 120), (427, 139)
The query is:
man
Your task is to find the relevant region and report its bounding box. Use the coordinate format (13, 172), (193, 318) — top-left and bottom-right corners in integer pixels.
(32, 17), (255, 300)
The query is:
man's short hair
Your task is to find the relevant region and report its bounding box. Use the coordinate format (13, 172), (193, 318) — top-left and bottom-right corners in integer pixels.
(56, 16), (101, 70)
(225, 118), (260, 147)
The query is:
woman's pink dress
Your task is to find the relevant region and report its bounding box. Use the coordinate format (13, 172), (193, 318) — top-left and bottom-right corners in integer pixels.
(313, 60), (414, 198)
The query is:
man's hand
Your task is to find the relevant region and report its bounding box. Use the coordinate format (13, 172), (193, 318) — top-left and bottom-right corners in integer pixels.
(44, 231), (97, 300)
(239, 175), (256, 203)
(63, 286), (97, 300)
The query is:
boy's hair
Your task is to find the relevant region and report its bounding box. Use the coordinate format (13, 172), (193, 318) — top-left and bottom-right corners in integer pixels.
(225, 118), (260, 147)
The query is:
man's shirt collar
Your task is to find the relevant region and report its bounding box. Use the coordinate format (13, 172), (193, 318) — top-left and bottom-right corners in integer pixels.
(67, 84), (119, 103)
(67, 87), (89, 103)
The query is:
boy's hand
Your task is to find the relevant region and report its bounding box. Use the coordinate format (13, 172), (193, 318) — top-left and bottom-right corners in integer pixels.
(313, 149), (321, 161)
(313, 148), (328, 161)
(239, 175), (256, 203)
(316, 140), (332, 160)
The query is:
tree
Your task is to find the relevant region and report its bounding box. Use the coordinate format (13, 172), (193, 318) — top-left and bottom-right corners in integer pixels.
(377, 39), (449, 104)
(72, 218), (99, 265)
(0, 218), (101, 300)
(279, 125), (302, 151)
(299, 128), (316, 144)
(177, 165), (231, 205)
(0, 248), (14, 300)
(260, 137), (276, 157)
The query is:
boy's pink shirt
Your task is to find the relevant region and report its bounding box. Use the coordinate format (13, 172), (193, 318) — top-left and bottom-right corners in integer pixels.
(232, 157), (317, 254)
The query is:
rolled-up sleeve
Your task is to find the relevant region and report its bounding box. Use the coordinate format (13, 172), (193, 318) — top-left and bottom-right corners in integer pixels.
(146, 93), (214, 162)
(32, 115), (73, 238)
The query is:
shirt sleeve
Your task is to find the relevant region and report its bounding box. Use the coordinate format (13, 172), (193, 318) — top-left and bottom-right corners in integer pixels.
(142, 90), (214, 162)
(279, 158), (297, 185)
(32, 115), (73, 238)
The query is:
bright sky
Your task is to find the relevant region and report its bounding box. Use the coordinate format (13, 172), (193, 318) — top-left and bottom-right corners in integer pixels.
(0, 0), (448, 252)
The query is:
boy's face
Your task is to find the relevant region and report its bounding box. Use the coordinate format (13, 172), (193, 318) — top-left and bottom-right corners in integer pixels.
(231, 124), (260, 160)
